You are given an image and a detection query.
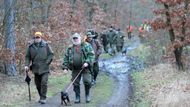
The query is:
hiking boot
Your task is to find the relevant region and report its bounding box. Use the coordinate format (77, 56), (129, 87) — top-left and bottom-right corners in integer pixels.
(86, 95), (91, 103)
(85, 84), (91, 103)
(74, 86), (80, 103)
(40, 99), (46, 104)
(74, 95), (80, 103)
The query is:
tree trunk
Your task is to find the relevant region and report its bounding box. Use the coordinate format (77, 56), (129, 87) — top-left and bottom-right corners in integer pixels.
(164, 3), (184, 70)
(164, 4), (175, 42)
(3, 0), (17, 75)
(86, 0), (95, 26)
(29, 0), (34, 35)
(174, 47), (184, 70)
(41, 0), (52, 26)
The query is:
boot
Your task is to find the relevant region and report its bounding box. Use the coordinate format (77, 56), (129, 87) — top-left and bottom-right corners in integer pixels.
(85, 84), (91, 103)
(74, 86), (80, 103)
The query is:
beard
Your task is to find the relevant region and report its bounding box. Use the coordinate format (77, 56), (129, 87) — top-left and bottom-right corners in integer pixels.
(34, 38), (42, 43)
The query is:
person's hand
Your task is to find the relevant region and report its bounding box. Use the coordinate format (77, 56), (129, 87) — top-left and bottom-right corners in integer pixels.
(24, 66), (29, 71)
(82, 63), (88, 68)
(63, 69), (68, 75)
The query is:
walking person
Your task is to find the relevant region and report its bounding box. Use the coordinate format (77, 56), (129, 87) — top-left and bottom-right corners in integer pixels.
(100, 29), (108, 53)
(85, 32), (102, 85)
(62, 33), (95, 103)
(127, 25), (133, 39)
(107, 27), (117, 55)
(24, 31), (54, 104)
(115, 28), (124, 52)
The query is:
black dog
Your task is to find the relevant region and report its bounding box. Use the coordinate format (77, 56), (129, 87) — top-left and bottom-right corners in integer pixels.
(122, 48), (127, 55)
(61, 91), (71, 106)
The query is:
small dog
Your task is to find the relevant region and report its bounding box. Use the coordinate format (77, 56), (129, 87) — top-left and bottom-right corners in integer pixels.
(122, 48), (127, 55)
(61, 91), (71, 106)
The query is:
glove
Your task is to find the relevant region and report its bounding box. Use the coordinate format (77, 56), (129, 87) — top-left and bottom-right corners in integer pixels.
(82, 63), (88, 68)
(63, 69), (68, 74)
(24, 66), (29, 71)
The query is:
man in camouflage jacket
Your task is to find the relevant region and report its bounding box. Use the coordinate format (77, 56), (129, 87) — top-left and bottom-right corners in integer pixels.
(62, 33), (95, 103)
(85, 31), (102, 85)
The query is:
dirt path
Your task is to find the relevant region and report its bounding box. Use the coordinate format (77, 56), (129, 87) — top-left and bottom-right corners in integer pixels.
(99, 37), (141, 107)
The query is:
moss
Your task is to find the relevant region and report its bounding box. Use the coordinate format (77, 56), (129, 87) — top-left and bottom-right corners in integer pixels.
(100, 53), (112, 59)
(47, 74), (71, 97)
(75, 72), (114, 106)
(131, 71), (151, 107)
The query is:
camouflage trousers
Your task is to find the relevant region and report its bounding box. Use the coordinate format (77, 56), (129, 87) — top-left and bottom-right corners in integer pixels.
(72, 69), (91, 86)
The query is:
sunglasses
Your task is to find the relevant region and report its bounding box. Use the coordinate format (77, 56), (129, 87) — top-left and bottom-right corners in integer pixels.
(73, 37), (78, 39)
(34, 36), (41, 39)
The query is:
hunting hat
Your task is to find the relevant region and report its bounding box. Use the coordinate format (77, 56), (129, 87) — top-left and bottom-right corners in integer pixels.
(86, 32), (95, 38)
(34, 32), (42, 37)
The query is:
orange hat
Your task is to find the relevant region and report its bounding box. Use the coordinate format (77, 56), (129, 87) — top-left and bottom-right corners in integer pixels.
(34, 32), (42, 37)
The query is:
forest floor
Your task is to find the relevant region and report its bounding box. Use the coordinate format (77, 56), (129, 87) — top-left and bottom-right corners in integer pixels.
(131, 63), (190, 107)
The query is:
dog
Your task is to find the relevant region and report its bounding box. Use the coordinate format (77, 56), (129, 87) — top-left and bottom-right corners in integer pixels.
(61, 91), (71, 106)
(122, 48), (127, 55)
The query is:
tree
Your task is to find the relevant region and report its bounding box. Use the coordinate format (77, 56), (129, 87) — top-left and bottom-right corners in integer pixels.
(3, 0), (17, 75)
(152, 0), (190, 70)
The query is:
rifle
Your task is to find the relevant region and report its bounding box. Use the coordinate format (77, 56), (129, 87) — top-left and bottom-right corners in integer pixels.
(25, 70), (31, 101)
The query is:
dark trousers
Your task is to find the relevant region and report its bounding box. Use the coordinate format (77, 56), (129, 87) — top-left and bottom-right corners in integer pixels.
(34, 73), (49, 100)
(92, 62), (99, 81)
(103, 44), (108, 53)
(116, 45), (123, 52)
(128, 32), (132, 39)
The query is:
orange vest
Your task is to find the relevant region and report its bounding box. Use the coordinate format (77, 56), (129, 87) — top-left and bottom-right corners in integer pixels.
(139, 27), (144, 33)
(127, 26), (133, 32)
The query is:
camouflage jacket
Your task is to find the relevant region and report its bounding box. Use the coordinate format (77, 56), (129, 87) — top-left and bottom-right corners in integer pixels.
(86, 39), (102, 61)
(62, 42), (95, 70)
(25, 40), (54, 75)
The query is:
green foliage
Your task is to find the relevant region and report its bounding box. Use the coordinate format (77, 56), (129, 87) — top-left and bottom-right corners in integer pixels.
(128, 44), (151, 62)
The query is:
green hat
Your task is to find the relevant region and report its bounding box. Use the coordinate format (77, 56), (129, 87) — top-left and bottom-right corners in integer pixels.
(86, 32), (95, 38)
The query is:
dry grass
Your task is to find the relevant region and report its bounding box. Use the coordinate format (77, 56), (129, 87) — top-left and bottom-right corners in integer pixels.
(0, 66), (68, 107)
(0, 73), (39, 107)
(137, 63), (190, 107)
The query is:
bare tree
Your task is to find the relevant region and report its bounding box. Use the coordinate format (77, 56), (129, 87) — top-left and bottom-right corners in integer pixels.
(3, 0), (17, 75)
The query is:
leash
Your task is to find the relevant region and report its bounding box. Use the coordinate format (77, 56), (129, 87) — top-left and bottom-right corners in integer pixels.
(65, 68), (84, 92)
